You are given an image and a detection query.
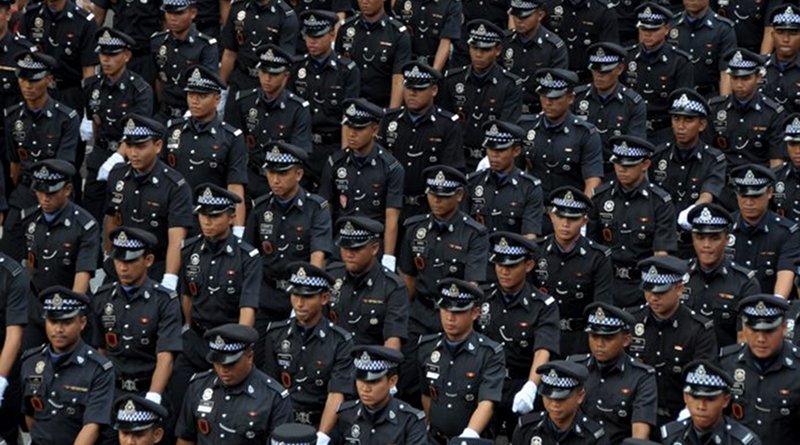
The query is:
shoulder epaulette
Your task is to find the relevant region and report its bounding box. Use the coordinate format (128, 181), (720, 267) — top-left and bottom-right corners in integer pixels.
(566, 353), (591, 363)
(235, 88), (258, 101)
(661, 420), (689, 439)
(266, 318), (293, 333)
(397, 401), (426, 420)
(714, 13), (735, 27)
(466, 169), (487, 182)
(418, 332), (442, 345)
(574, 84), (591, 96)
(571, 117), (597, 131)
(151, 29), (169, 41)
(762, 95), (783, 112)
(276, 0), (294, 14)
(387, 16), (406, 32)
(586, 239), (612, 256)
(730, 262), (757, 280)
(152, 282), (179, 299)
(720, 342), (745, 358)
(161, 165), (187, 185)
(20, 205), (39, 221)
(3, 103), (22, 118)
(383, 268), (405, 287)
(263, 374), (290, 398)
(55, 103), (77, 119)
(130, 74), (150, 93)
(341, 14), (359, 27)
(220, 121), (243, 137)
(94, 282), (116, 296)
(21, 344), (46, 361)
(443, 65), (468, 78)
(727, 420), (757, 444)
(519, 171), (542, 186)
(197, 31), (217, 44)
(329, 322), (353, 341)
(189, 369), (214, 383)
(518, 411), (546, 427)
(305, 191), (329, 209)
(689, 310), (714, 329)
(622, 86), (642, 104)
(181, 234), (203, 249)
(463, 214), (487, 232)
(671, 45), (692, 60)
(579, 416), (605, 439)
(476, 333), (503, 353)
(629, 356), (656, 373)
(337, 399), (360, 413)
(543, 29), (563, 47)
(85, 348), (113, 370)
(592, 181), (613, 196)
(0, 255), (23, 277)
(403, 214), (428, 227)
(287, 92), (309, 108)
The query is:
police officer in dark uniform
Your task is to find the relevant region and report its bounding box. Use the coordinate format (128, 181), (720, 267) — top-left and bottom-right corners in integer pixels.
(666, 0), (737, 97)
(392, 0), (461, 71)
(176, 323), (293, 445)
(151, 0), (219, 122)
(683, 203), (760, 347)
(537, 187), (613, 355)
(511, 361), (608, 445)
(332, 346), (428, 445)
(728, 164), (800, 298)
(105, 114), (194, 288)
(477, 232), (560, 435)
(82, 27), (154, 224)
(379, 61), (464, 223)
(21, 286), (115, 445)
(438, 19), (523, 171)
(568, 303), (657, 443)
(573, 42), (646, 169)
(335, 0), (411, 108)
(627, 255), (718, 426)
(719, 294), (800, 445)
(262, 262), (354, 437)
(773, 113), (800, 222)
(113, 394), (170, 445)
(660, 360), (762, 445)
(706, 48), (785, 170)
(763, 5), (800, 114)
(502, 0), (568, 117)
(0, 230), (27, 445)
(327, 216), (409, 349)
(712, 0), (780, 54)
(419, 279), (505, 443)
(290, 10), (360, 190)
(227, 44), (312, 199)
(624, 2), (694, 145)
(588, 135), (676, 308)
(466, 120), (543, 240)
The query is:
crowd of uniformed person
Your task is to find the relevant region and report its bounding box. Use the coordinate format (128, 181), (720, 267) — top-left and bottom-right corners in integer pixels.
(4, 0), (800, 442)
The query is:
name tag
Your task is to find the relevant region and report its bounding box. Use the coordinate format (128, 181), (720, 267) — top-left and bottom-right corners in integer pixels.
(198, 401), (214, 413)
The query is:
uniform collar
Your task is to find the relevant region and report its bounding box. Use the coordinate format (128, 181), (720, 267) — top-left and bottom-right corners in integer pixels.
(24, 96), (57, 118)
(644, 303), (686, 326)
(399, 105), (437, 125)
(116, 277), (160, 302)
(346, 261), (382, 290)
(682, 416), (728, 444)
(739, 341), (798, 372)
(426, 211), (463, 233)
(514, 25), (548, 47)
(611, 179), (651, 198)
(689, 257), (729, 278)
(355, 397), (401, 425)
(171, 25), (200, 43)
(35, 201), (76, 228)
(215, 369), (260, 397)
(725, 93), (763, 112)
(358, 13), (388, 30)
(291, 318), (334, 342)
(256, 88), (288, 109)
(769, 52), (800, 70)
(124, 161), (164, 185)
(345, 145), (380, 165)
(466, 63), (502, 84)
(48, 340), (91, 368)
(668, 141), (705, 161)
(546, 235), (590, 259)
(491, 282), (537, 311)
(268, 188), (307, 212)
(545, 409), (592, 441)
(537, 112), (574, 134)
(587, 352), (628, 374)
(676, 10), (714, 28)
(188, 114), (221, 135)
(588, 82), (624, 103)
(434, 331), (481, 356)
(200, 233), (238, 256)
(732, 211), (771, 234)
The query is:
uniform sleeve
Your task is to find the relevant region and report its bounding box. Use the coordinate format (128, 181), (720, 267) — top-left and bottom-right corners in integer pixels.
(463, 225), (489, 282)
(531, 299), (560, 355)
(695, 320), (718, 360)
(155, 293), (183, 353)
(598, 6), (620, 43)
(437, 79), (455, 113)
(777, 224), (800, 271)
(259, 332), (279, 376)
(220, 8), (240, 52)
(580, 127), (604, 180)
(131, 82), (155, 117)
(279, 12), (300, 56)
(167, 180), (195, 228)
(226, 97), (244, 130)
(57, 111), (80, 166)
(477, 346), (505, 403)
(201, 41), (220, 73)
(675, 54), (695, 89)
(382, 280), (409, 340)
(768, 112), (787, 160)
(344, 64), (361, 100)
(441, 119), (466, 172)
(82, 363), (115, 426)
(586, 196), (602, 242)
(520, 181), (543, 236)
(328, 336), (355, 395)
(398, 224), (417, 276)
(178, 247), (191, 294)
(592, 248), (614, 303)
(238, 249), (262, 309)
(225, 129), (249, 185)
(631, 370), (658, 426)
(405, 413), (428, 445)
(317, 158), (334, 201)
(79, 18), (100, 68)
(4, 264), (29, 326)
(716, 25), (738, 72)
(628, 97), (647, 139)
(385, 160), (405, 209)
(309, 202), (334, 256)
(244, 206), (259, 248)
(552, 40), (568, 70)
(4, 116), (15, 164)
(268, 391), (294, 428)
(176, 383), (199, 441)
(289, 105), (312, 153)
(652, 195), (678, 253)
(75, 217), (101, 273)
(699, 151), (726, 197)
(500, 81), (522, 122)
(440, 0), (462, 40)
(392, 29), (412, 74)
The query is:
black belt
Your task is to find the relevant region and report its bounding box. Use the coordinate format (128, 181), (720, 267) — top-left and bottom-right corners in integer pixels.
(191, 320), (213, 335)
(657, 407), (673, 418)
(464, 146), (484, 160)
(404, 194), (426, 206)
(559, 318), (586, 332)
(293, 409), (322, 426)
(265, 278), (289, 292)
(312, 132), (340, 145)
(430, 428), (452, 445)
(117, 376), (151, 393)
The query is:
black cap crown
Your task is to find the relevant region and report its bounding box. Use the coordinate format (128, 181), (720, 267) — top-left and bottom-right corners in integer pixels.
(31, 159), (76, 193)
(637, 255), (688, 293)
(204, 323), (259, 365)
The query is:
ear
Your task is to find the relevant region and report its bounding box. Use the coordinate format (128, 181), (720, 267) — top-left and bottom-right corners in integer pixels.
(153, 139), (164, 154)
(320, 291), (331, 305)
(431, 85), (439, 98)
(524, 258), (535, 274)
(153, 426), (165, 443)
(454, 189), (465, 203)
(622, 332), (632, 348)
(388, 374), (399, 387)
(144, 253), (156, 268)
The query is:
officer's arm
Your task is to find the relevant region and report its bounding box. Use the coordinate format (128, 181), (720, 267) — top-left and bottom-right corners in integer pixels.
(103, 215), (120, 256)
(319, 392), (345, 434)
(526, 348), (549, 385)
(9, 162), (19, 186)
(73, 272), (90, 295)
(466, 400), (494, 434)
(220, 49), (237, 84)
(718, 72), (732, 96)
(421, 394), (431, 422)
(762, 27), (775, 54)
(583, 177), (601, 198)
(403, 273), (416, 298)
(92, 5), (107, 26)
(774, 271), (794, 299)
(433, 39), (451, 73)
(384, 208), (400, 256)
(24, 416), (33, 432)
(149, 351), (175, 395)
(227, 183), (246, 227)
(238, 307), (255, 326)
(219, 0), (232, 29)
(1, 266), (27, 377)
(166, 227), (187, 275)
(390, 74), (405, 109)
(0, 326), (23, 378)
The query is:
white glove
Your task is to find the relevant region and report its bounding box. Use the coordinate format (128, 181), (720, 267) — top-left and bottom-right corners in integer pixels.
(459, 428), (480, 438)
(97, 152), (125, 181)
(382, 254), (397, 272)
(580, 224), (587, 237)
(475, 156), (490, 172)
(677, 407), (691, 421)
(677, 204), (696, 231)
(316, 431), (331, 445)
(389, 385), (398, 396)
(232, 226), (245, 238)
(512, 380), (538, 414)
(161, 273), (179, 291)
(0, 376), (7, 407)
(145, 392), (162, 405)
(80, 116), (94, 142)
(217, 89), (229, 117)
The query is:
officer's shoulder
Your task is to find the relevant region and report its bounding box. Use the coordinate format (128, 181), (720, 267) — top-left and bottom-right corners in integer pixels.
(381, 268), (406, 287)
(518, 171), (542, 187)
(328, 321), (354, 341)
(81, 75), (102, 89)
(574, 84), (591, 96)
(397, 401), (426, 420)
(167, 117), (188, 129)
(435, 107), (459, 123)
(3, 102), (23, 118)
(53, 101), (78, 119)
(234, 88), (259, 102)
(626, 303), (649, 318)
(773, 213), (799, 233)
(151, 29), (169, 42)
(590, 0), (612, 8)
(259, 372), (291, 399)
(761, 94), (783, 113)
(518, 410), (546, 428)
(403, 214), (429, 227)
(648, 183), (673, 203)
(660, 420), (690, 439)
(418, 332), (443, 346)
(585, 238), (612, 257)
(337, 399), (361, 413)
(304, 190), (329, 209)
(386, 16), (407, 32)
(341, 14), (359, 27)
(152, 282), (179, 300)
(466, 169), (487, 182)
(189, 369), (214, 383)
(286, 91), (309, 108)
(571, 116), (597, 131)
(720, 342), (746, 358)
(266, 318), (293, 334)
(708, 95), (729, 107)
(727, 420), (759, 445)
(94, 282), (116, 296)
(593, 181), (613, 196)
(276, 0), (294, 14)
(443, 65), (468, 78)
(463, 214), (487, 232)
(196, 31), (217, 45)
(0, 255), (24, 277)
(475, 332), (503, 354)
(499, 67), (522, 84)
(22, 1), (42, 14)
(621, 85), (643, 104)
(334, 55), (356, 70)
(577, 414), (605, 440)
(628, 355), (656, 374)
(566, 353), (591, 364)
(181, 233), (203, 249)
(542, 28), (564, 47)
(84, 346), (114, 371)
(21, 344), (46, 362)
(730, 262), (757, 280)
(236, 238), (260, 258)
(20, 205), (40, 221)
(329, 150), (348, 165)
(160, 164), (188, 186)
(129, 72), (151, 93)
(688, 308), (714, 330)
(711, 11), (735, 27)
(383, 107), (403, 119)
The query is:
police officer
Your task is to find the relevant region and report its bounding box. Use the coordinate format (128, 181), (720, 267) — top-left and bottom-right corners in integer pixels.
(773, 113), (800, 222)
(332, 346), (428, 445)
(82, 27), (154, 224)
(627, 255), (718, 426)
(719, 294), (800, 445)
(290, 10), (360, 189)
(763, 5), (800, 114)
(465, 120), (543, 239)
(227, 44), (312, 199)
(587, 135), (676, 308)
(524, 68), (603, 202)
(105, 114), (194, 287)
(113, 394), (170, 445)
(511, 361), (608, 445)
(262, 262), (354, 438)
(21, 286), (115, 445)
(164, 65), (248, 231)
(151, 0), (219, 123)
(502, 0), (568, 116)
(176, 323), (293, 445)
(335, 0), (411, 108)
(667, 0), (737, 97)
(574, 42), (646, 169)
(706, 48), (785, 170)
(684, 203), (760, 346)
(713, 0), (778, 53)
(728, 164), (800, 298)
(419, 279), (505, 443)
(624, 2), (694, 144)
(438, 19), (523, 171)
(660, 360), (762, 445)
(477, 232), (560, 435)
(93, 227), (182, 402)
(0, 229), (27, 445)
(568, 303), (657, 443)
(327, 217), (409, 349)
(537, 187), (613, 354)
(392, 0), (461, 71)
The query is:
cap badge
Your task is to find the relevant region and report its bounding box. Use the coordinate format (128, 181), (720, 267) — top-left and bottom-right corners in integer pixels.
(297, 267), (307, 279)
(755, 301), (768, 316)
(124, 400), (136, 414)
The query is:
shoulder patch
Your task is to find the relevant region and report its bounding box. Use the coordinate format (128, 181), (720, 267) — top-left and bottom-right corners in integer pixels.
(518, 411), (546, 427)
(266, 318), (292, 333)
(586, 239), (612, 256)
(622, 87), (642, 104)
(0, 255), (24, 277)
(730, 262), (756, 279)
(464, 215), (487, 232)
(519, 171), (542, 186)
(86, 348), (113, 370)
(593, 181), (613, 196)
(398, 402), (426, 420)
(444, 65), (468, 78)
(337, 399), (360, 413)
(403, 214), (428, 227)
(189, 369), (214, 383)
(21, 344), (46, 361)
(566, 353), (591, 363)
(95, 282), (116, 296)
(329, 323), (353, 341)
(720, 342), (744, 358)
(715, 13), (735, 27)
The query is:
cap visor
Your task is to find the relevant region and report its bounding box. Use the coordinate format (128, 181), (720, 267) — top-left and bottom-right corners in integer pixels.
(342, 119), (374, 129)
(438, 300), (475, 312)
(194, 205), (231, 216)
(691, 225), (727, 234)
(744, 316), (784, 331)
(640, 281), (676, 293)
(783, 136), (800, 143)
(538, 88), (569, 99)
(96, 46), (126, 55)
(263, 162), (298, 172)
(31, 180), (67, 194)
(669, 110), (706, 118)
(610, 156), (647, 166)
(588, 63), (619, 73)
(585, 325), (625, 336)
(489, 254), (527, 266)
(425, 187), (459, 197)
(734, 185), (770, 196)
(206, 349), (245, 365)
(403, 81), (435, 89)
(509, 8), (536, 18)
(43, 309), (82, 320)
(636, 21), (664, 29)
(116, 421), (157, 432)
(467, 39), (499, 49)
(540, 385), (575, 400)
(684, 385), (726, 397)
(287, 285), (325, 296)
(355, 369), (390, 382)
(552, 208), (586, 219)
(336, 237), (373, 249)
(111, 248), (147, 261)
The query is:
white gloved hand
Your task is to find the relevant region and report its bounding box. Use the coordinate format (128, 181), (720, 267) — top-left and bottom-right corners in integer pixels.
(382, 254), (397, 272)
(677, 204), (696, 231)
(580, 224), (587, 237)
(0, 376), (8, 407)
(97, 152), (125, 181)
(677, 407), (691, 421)
(232, 226), (245, 238)
(475, 156), (490, 172)
(389, 385), (398, 396)
(512, 380), (538, 414)
(80, 117), (94, 142)
(161, 273), (179, 291)
(316, 431), (331, 445)
(459, 428), (480, 438)
(217, 89), (229, 117)
(145, 392), (162, 405)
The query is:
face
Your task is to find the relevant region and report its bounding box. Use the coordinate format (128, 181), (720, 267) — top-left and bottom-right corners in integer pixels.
(671, 115), (706, 146)
(164, 7), (196, 33)
(512, 10), (545, 35)
(692, 232), (727, 268)
(772, 29), (800, 60)
(440, 307), (479, 340)
(486, 146), (520, 173)
(358, 0), (383, 17)
(35, 184), (72, 213)
(290, 292), (329, 326)
(46, 315), (86, 353)
(730, 74), (760, 100)
(684, 393), (730, 431)
(495, 259), (533, 292)
(683, 0), (709, 15)
(114, 255), (154, 287)
(469, 46), (500, 71)
(591, 65), (623, 92)
(613, 160), (650, 188)
(540, 94), (574, 121)
(638, 26), (669, 49)
(304, 31), (335, 58)
(344, 123), (378, 152)
(213, 350), (254, 387)
(18, 76), (51, 103)
(736, 190), (772, 222)
(99, 51), (130, 78)
(743, 323), (786, 358)
(788, 142), (800, 167)
(266, 167), (303, 199)
(118, 427), (164, 445)
(403, 86), (437, 113)
(543, 389), (585, 425)
(549, 213), (586, 245)
(588, 332), (630, 362)
(187, 91), (220, 121)
(644, 283), (683, 318)
(126, 139), (162, 172)
(258, 71), (288, 97)
(427, 191), (463, 220)
(341, 242), (379, 274)
(356, 374), (398, 409)
(198, 212), (234, 239)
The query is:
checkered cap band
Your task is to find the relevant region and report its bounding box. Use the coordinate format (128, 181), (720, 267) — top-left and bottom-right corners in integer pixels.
(541, 369), (579, 388)
(671, 94), (706, 114)
(612, 141), (649, 158)
(17, 54), (47, 70)
(32, 166), (65, 181)
(469, 24), (501, 42)
(638, 6), (667, 21)
(589, 48), (621, 64)
(441, 283), (474, 302)
(427, 171), (460, 189)
(641, 266), (683, 285)
(260, 48), (289, 65)
(264, 147), (300, 164)
(112, 231), (146, 249)
(493, 237), (527, 256)
(734, 169), (771, 186)
(271, 440), (311, 445)
(97, 30), (126, 47)
(743, 301), (783, 317)
(773, 6), (800, 25)
(123, 119), (160, 139)
(339, 222), (373, 239)
(403, 65), (435, 81)
(728, 51), (758, 69)
(185, 68), (218, 89)
(303, 13), (331, 29)
(587, 307), (624, 327)
(42, 295), (86, 312)
(197, 187), (233, 207)
(117, 401), (158, 423)
(289, 267), (329, 288)
(353, 351), (393, 371)
(510, 0), (538, 9)
(552, 191), (588, 209)
(344, 103), (371, 119)
(208, 335), (247, 352)
(163, 0), (193, 6)
(692, 207), (727, 226)
(538, 73), (568, 89)
(785, 117), (800, 135)
(685, 365), (727, 388)
(484, 124), (513, 143)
